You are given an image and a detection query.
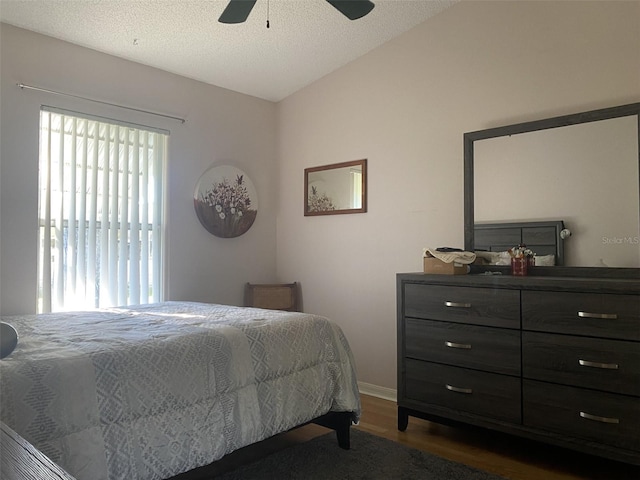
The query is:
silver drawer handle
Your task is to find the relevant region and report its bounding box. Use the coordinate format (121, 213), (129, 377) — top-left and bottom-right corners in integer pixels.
(580, 412), (619, 424)
(578, 311), (618, 320)
(444, 301), (471, 308)
(445, 384), (473, 394)
(445, 341), (472, 349)
(578, 359), (619, 370)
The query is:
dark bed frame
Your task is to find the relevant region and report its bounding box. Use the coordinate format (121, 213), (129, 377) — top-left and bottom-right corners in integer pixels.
(168, 411), (354, 479)
(312, 411), (353, 449)
(168, 412), (354, 479)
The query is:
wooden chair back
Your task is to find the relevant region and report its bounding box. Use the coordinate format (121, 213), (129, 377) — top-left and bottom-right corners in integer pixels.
(244, 282), (300, 311)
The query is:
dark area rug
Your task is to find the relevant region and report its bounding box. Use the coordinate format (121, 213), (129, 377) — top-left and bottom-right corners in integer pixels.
(212, 429), (506, 479)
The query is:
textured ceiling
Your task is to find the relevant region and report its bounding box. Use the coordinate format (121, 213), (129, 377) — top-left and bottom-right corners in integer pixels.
(0, 0), (458, 102)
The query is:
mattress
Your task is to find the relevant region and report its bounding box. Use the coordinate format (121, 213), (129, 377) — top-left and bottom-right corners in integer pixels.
(0, 302), (361, 480)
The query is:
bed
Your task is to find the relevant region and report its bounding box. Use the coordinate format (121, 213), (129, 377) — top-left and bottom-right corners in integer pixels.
(0, 301), (361, 480)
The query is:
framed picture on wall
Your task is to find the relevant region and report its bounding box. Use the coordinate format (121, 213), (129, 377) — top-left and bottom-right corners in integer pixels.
(304, 159), (367, 216)
(194, 165), (258, 238)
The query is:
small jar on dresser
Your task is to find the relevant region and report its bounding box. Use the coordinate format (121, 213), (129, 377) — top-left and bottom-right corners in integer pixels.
(397, 272), (640, 465)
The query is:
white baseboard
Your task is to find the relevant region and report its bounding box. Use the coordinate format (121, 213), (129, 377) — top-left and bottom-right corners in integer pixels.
(358, 382), (397, 402)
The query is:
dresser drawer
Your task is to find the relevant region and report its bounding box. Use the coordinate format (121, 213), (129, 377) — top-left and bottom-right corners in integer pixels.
(523, 332), (640, 396)
(405, 318), (521, 376)
(522, 291), (640, 340)
(523, 380), (640, 452)
(404, 284), (520, 329)
(405, 359), (521, 423)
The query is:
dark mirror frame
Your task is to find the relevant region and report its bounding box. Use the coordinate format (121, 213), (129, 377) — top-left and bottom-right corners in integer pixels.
(304, 159), (367, 216)
(464, 102), (640, 278)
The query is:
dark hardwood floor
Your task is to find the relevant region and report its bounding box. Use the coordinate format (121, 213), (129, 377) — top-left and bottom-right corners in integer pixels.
(354, 395), (639, 480)
(175, 394), (640, 480)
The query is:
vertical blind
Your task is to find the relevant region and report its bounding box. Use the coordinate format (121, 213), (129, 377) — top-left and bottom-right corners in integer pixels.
(38, 108), (167, 313)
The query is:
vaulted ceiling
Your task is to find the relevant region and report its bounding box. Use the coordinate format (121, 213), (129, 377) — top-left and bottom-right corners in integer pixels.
(0, 0), (459, 101)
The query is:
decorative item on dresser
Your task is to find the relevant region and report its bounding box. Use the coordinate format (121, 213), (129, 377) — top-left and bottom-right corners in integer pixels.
(396, 273), (640, 465)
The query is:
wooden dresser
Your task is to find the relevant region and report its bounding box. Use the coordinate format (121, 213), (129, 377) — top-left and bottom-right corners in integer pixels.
(397, 273), (640, 465)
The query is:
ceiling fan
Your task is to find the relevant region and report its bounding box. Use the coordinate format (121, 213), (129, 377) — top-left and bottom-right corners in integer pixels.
(219, 0), (375, 24)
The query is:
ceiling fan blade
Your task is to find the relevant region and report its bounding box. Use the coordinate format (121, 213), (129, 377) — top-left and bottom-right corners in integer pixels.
(219, 0), (258, 24)
(326, 0), (375, 20)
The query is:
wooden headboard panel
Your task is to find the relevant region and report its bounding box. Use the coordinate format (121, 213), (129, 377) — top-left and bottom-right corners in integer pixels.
(474, 220), (565, 266)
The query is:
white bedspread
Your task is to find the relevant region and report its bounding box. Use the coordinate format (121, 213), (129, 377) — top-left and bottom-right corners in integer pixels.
(0, 302), (360, 480)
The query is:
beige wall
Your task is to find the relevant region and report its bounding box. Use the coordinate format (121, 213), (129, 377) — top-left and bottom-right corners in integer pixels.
(276, 1), (640, 391)
(1, 23), (278, 315)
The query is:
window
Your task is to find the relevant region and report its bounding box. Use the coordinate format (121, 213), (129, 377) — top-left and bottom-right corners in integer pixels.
(350, 167), (362, 209)
(37, 108), (167, 313)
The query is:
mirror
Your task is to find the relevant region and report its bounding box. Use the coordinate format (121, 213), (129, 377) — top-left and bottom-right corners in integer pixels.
(464, 103), (640, 271)
(304, 159), (367, 216)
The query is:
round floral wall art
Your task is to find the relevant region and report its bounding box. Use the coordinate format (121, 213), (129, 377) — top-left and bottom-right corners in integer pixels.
(194, 165), (258, 238)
